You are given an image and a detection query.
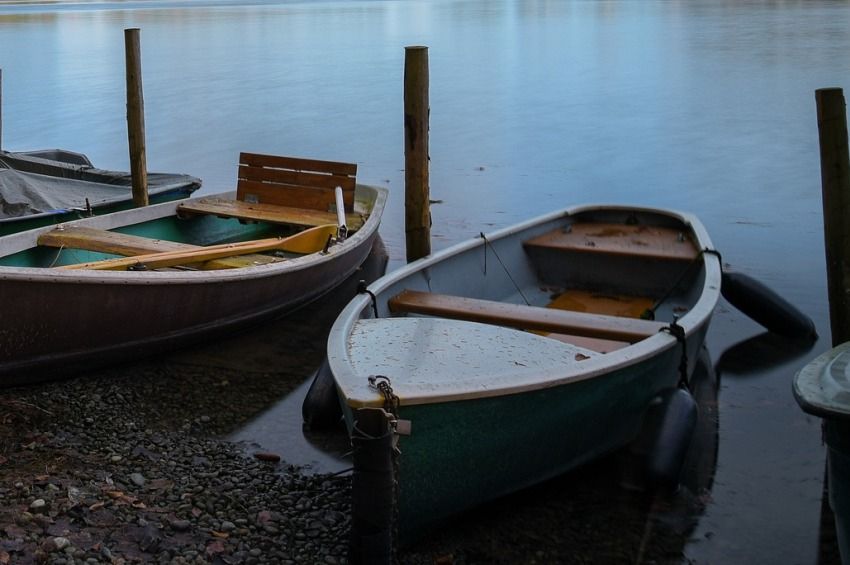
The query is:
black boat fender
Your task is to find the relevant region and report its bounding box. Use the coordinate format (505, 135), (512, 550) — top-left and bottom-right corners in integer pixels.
(302, 357), (343, 431)
(720, 270), (817, 339)
(622, 387), (698, 492)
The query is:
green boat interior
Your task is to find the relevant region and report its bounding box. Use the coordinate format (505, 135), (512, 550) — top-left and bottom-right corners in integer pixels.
(0, 153), (362, 271)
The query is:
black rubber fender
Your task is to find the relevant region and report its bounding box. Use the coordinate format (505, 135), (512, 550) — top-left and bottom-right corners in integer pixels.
(301, 357), (343, 431)
(644, 387), (699, 490)
(721, 270), (817, 339)
(622, 387), (699, 492)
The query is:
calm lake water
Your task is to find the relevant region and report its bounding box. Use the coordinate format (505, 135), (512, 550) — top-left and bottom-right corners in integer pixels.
(2, 0), (850, 562)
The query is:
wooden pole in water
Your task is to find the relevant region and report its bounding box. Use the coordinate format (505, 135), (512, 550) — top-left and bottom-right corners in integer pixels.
(404, 46), (430, 262)
(816, 87), (850, 345)
(1, 68), (3, 151)
(124, 28), (148, 207)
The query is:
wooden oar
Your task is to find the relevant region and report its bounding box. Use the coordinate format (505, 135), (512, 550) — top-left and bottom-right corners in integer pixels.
(59, 224), (339, 271)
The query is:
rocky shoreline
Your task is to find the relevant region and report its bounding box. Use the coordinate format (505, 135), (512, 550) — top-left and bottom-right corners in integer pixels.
(0, 362), (353, 565)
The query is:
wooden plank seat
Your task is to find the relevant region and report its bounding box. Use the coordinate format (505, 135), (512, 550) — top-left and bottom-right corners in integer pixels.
(37, 225), (281, 269)
(55, 223), (338, 271)
(387, 289), (668, 343)
(523, 222), (699, 262)
(176, 197), (364, 231)
(177, 152), (363, 230)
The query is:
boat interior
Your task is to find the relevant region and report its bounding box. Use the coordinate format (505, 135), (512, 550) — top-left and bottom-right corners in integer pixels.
(0, 153), (366, 271)
(387, 211), (705, 354)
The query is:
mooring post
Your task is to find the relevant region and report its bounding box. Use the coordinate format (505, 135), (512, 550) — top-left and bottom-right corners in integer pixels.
(124, 28), (148, 207)
(1, 68), (4, 151)
(816, 88), (850, 346)
(349, 407), (395, 565)
(813, 87), (850, 564)
(404, 46), (430, 263)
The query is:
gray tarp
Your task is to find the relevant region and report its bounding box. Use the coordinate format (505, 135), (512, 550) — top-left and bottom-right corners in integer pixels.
(0, 149), (202, 219)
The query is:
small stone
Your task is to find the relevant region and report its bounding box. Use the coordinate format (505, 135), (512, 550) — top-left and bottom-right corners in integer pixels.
(220, 521), (236, 532)
(170, 519), (191, 532)
(253, 452), (281, 463)
(129, 473), (145, 487)
(111, 455), (123, 462)
(53, 537), (71, 550)
(29, 499), (47, 512)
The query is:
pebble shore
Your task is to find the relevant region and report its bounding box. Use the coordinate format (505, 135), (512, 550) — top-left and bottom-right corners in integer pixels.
(0, 362), (353, 565)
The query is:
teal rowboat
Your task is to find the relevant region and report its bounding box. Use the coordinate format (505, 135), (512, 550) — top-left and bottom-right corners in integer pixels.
(327, 204), (721, 542)
(0, 149), (201, 235)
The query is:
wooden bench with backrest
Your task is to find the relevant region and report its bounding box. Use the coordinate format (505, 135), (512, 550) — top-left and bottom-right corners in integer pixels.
(176, 152), (364, 230)
(387, 289), (668, 343)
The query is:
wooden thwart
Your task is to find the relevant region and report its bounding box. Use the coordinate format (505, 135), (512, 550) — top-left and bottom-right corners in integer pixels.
(58, 224), (338, 271)
(39, 225), (190, 256)
(37, 225), (279, 269)
(523, 222), (699, 262)
(388, 290), (667, 343)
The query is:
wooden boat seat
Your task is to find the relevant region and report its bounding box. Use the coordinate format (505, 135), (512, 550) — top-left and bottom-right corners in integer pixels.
(387, 290), (667, 343)
(176, 152), (364, 230)
(37, 225), (281, 269)
(53, 223), (338, 271)
(523, 222), (699, 261)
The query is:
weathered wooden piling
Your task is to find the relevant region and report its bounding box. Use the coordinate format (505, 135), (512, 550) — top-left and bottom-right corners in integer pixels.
(1, 68), (3, 150)
(817, 88), (850, 345)
(404, 46), (430, 262)
(349, 407), (395, 565)
(124, 28), (148, 207)
(813, 87), (850, 564)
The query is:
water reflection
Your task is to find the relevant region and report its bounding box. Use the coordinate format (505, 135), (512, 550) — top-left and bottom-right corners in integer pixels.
(716, 330), (818, 378)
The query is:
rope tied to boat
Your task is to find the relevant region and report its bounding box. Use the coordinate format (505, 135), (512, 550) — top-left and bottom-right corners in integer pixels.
(701, 247), (722, 266)
(368, 375), (400, 416)
(480, 232), (531, 306)
(641, 247), (722, 320)
(357, 280), (380, 318)
(660, 317), (689, 389)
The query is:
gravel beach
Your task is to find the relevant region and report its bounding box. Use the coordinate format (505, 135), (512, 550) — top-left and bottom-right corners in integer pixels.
(0, 363), (352, 565)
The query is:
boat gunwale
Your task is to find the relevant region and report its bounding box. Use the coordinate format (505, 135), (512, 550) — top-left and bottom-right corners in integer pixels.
(328, 202), (722, 407)
(0, 184), (388, 284)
